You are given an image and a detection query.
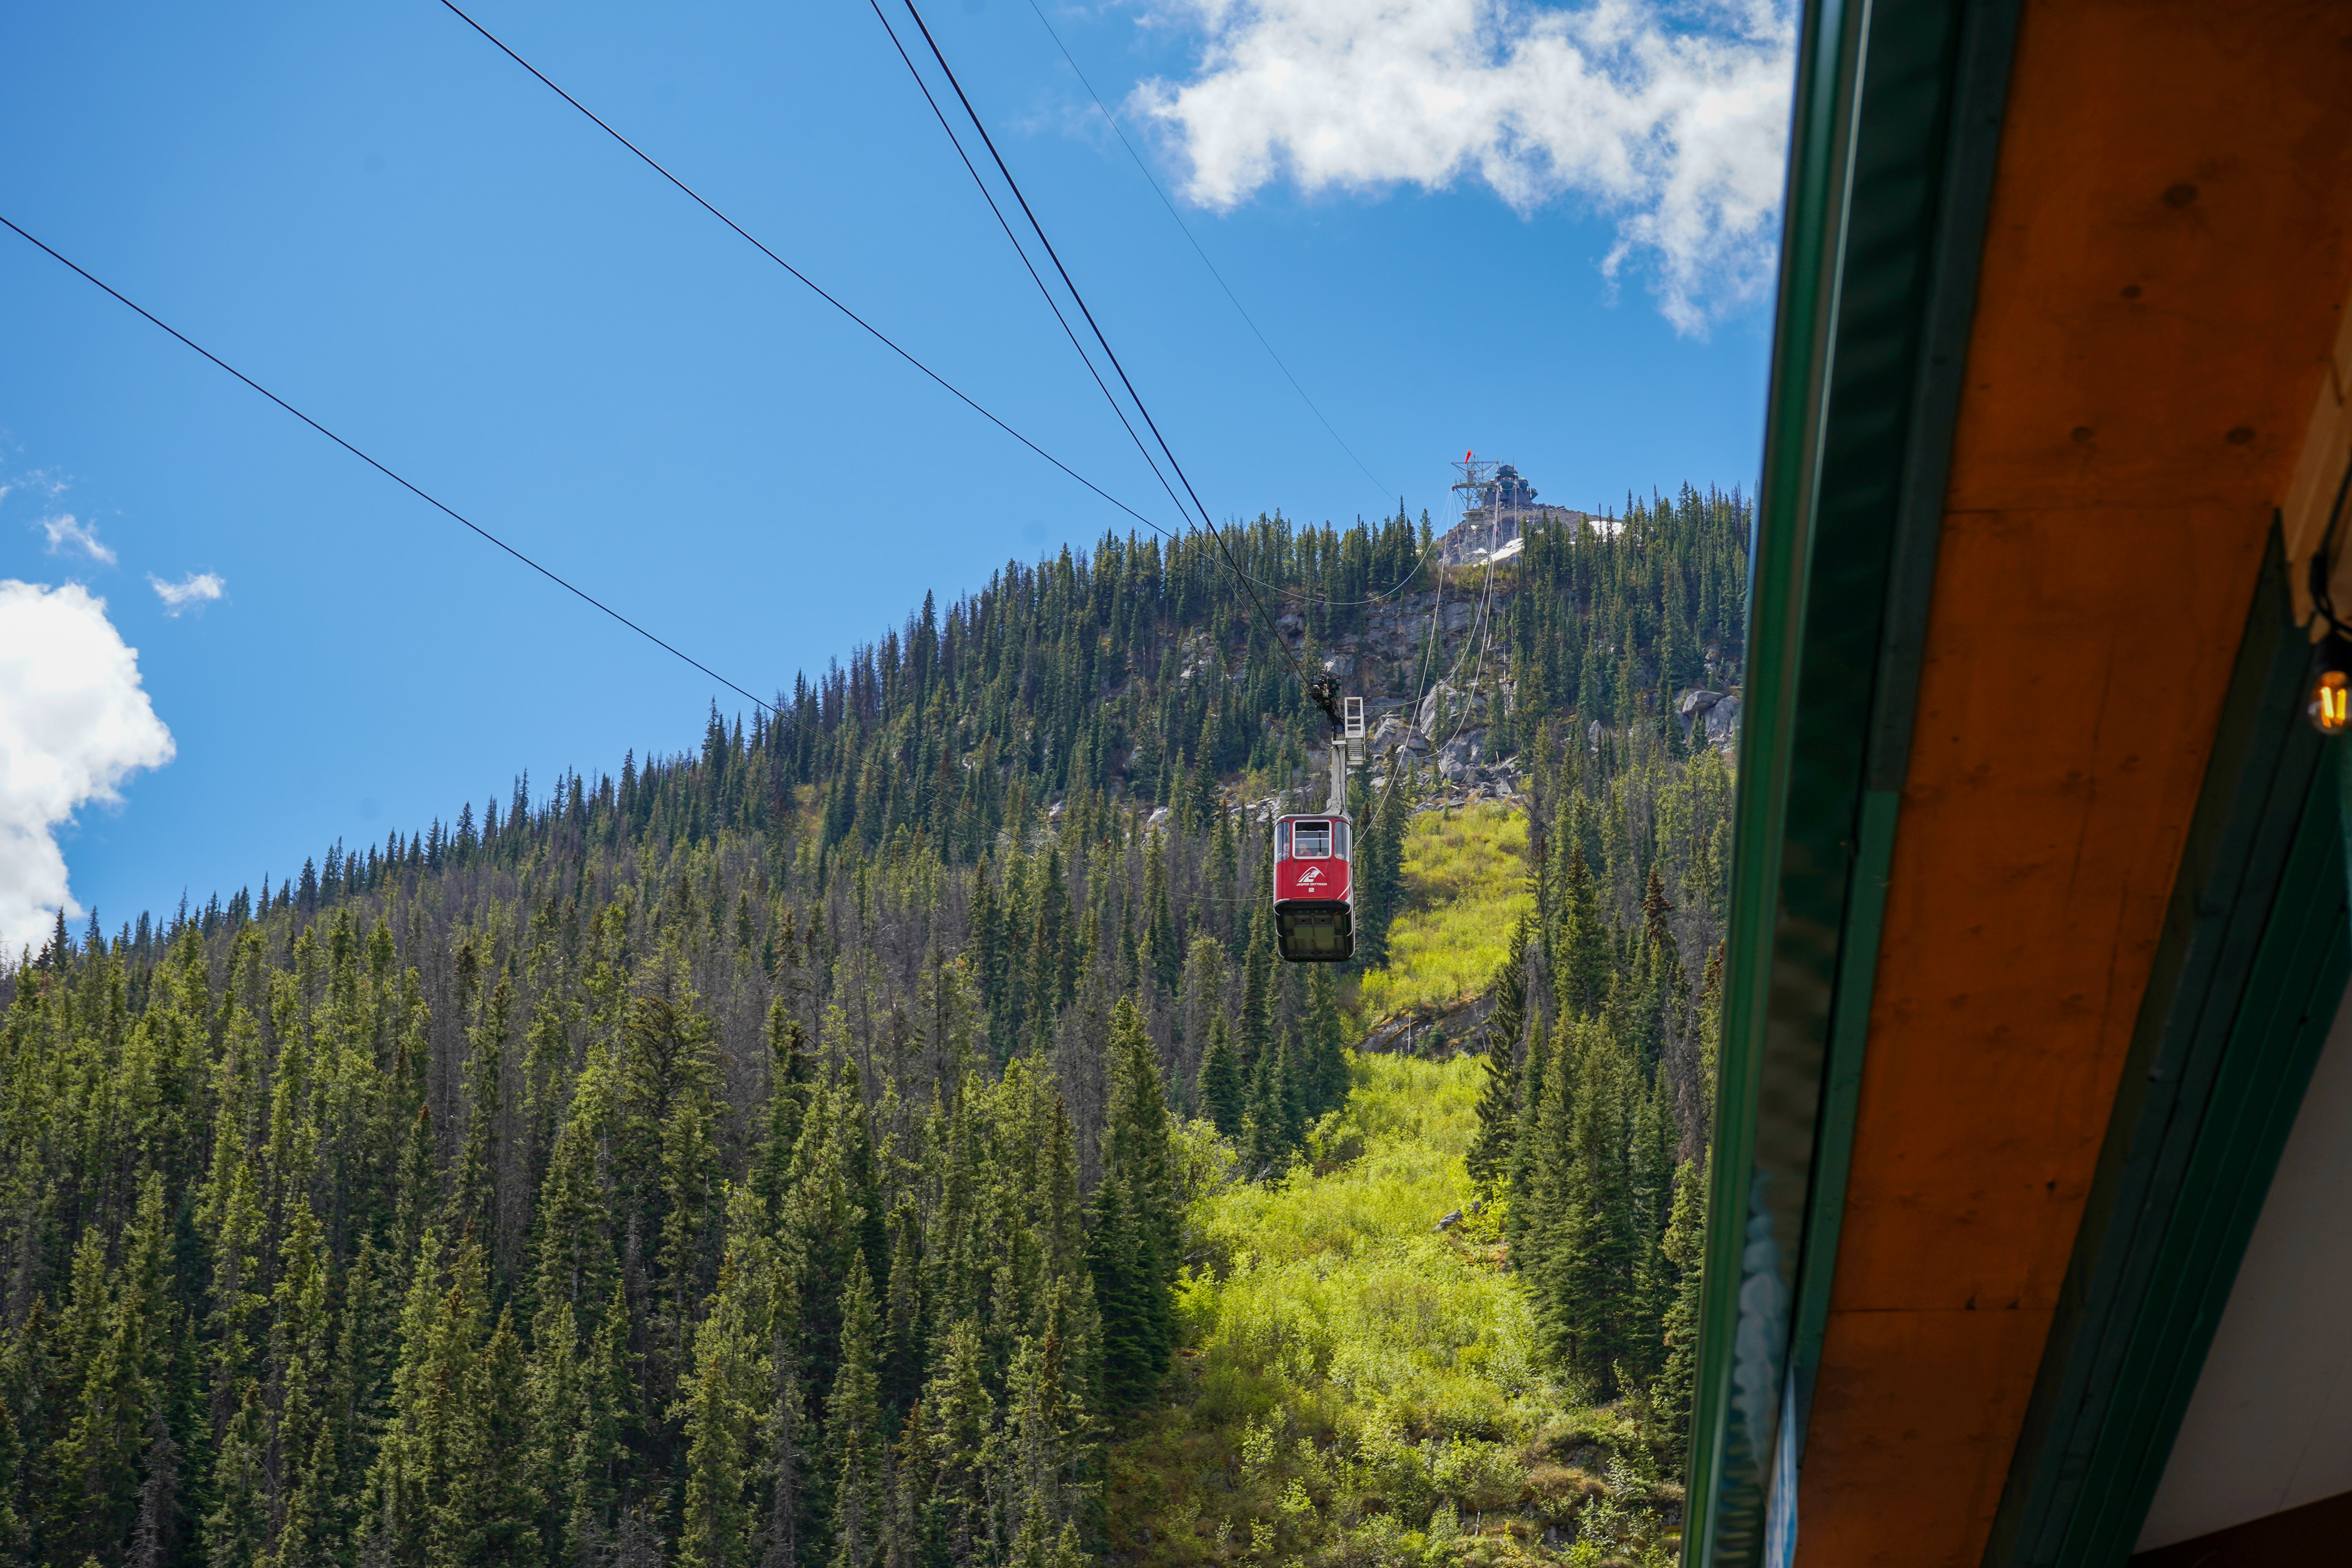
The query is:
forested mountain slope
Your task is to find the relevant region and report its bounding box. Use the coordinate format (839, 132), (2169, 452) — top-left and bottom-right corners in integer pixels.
(0, 488), (1742, 1568)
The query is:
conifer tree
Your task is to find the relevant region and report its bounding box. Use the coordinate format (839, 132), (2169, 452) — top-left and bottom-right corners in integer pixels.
(1100, 998), (1179, 1291)
(1241, 1033), (1299, 1176)
(758, 1002), (816, 1210)
(1655, 1156), (1708, 1461)
(1468, 920), (1530, 1187)
(449, 971), (511, 1269)
(1238, 906), (1274, 1067)
(1503, 1011), (1552, 1262)
(1556, 837), (1610, 1019)
(566, 1279), (640, 1559)
(824, 1255), (886, 1568)
(915, 1319), (994, 1568)
(1535, 1018), (1641, 1396)
(1141, 837), (1178, 996)
(1299, 966), (1350, 1119)
(436, 1307), (540, 1568)
(1174, 935), (1227, 1108)
(1195, 1014), (1244, 1140)
(1085, 1174), (1163, 1414)
(265, 1203), (338, 1568)
(881, 1201), (926, 1423)
(1627, 1062), (1682, 1378)
(682, 1185), (788, 1568)
(1351, 781), (1411, 965)
(993, 1286), (1092, 1568)
(206, 1385), (270, 1568)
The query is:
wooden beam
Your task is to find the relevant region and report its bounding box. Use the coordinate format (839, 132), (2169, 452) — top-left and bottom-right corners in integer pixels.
(1795, 4), (2352, 1563)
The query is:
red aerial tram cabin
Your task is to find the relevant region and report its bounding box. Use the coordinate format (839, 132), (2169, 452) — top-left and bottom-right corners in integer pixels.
(1272, 812), (1354, 962)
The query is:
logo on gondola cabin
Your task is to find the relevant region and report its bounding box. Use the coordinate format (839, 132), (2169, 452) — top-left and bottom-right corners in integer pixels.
(1298, 866), (1324, 885)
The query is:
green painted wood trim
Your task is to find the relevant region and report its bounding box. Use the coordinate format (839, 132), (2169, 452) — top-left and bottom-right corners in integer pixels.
(1683, 3), (2022, 1563)
(1782, 786), (1895, 1435)
(1987, 541), (2352, 1566)
(1682, 0), (1862, 1551)
(2070, 763), (2347, 1561)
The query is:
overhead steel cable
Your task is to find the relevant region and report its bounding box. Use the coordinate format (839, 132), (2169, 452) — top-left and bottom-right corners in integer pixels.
(1371, 488), (1458, 823)
(883, 0), (1316, 691)
(1018, 0), (1392, 505)
(436, 0), (1178, 541)
(866, 0), (1421, 618)
(879, 4), (1430, 612)
(858, 0), (1196, 538)
(447, 0), (1425, 614)
(0, 212), (780, 715)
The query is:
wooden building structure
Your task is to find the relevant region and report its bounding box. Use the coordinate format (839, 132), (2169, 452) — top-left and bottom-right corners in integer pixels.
(1685, 3), (2352, 1564)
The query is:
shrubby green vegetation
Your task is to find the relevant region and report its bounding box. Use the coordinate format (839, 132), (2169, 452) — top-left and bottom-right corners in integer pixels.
(1353, 807), (1535, 1024)
(1112, 1054), (1681, 1568)
(0, 488), (1740, 1568)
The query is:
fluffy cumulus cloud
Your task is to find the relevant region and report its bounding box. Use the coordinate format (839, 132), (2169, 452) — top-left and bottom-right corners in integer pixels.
(1132, 0), (1795, 332)
(149, 570), (226, 615)
(36, 513), (117, 565)
(0, 581), (176, 960)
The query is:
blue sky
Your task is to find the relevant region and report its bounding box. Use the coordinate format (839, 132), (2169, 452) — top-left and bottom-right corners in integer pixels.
(0, 0), (1788, 947)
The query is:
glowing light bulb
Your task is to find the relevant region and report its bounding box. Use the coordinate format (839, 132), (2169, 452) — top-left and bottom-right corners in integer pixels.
(2309, 635), (2352, 735)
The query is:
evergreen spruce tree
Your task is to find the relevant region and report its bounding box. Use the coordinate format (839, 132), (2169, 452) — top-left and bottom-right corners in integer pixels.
(681, 1185), (787, 1568)
(1102, 998), (1180, 1288)
(449, 971), (511, 1265)
(1195, 1013), (1244, 1141)
(1141, 837), (1178, 996)
(824, 1255), (886, 1568)
(564, 1279), (639, 1561)
(915, 1320), (994, 1568)
(1556, 837), (1610, 1020)
(1468, 919), (1530, 1188)
(47, 1176), (172, 1563)
(1352, 781), (1411, 965)
(1503, 1011), (1552, 1263)
(757, 1002), (816, 1211)
(436, 1307), (541, 1568)
(1238, 906), (1274, 1067)
(1084, 1174), (1159, 1414)
(1241, 1032), (1299, 1176)
(880, 1202), (925, 1424)
(1299, 966), (1350, 1120)
(1655, 1156), (1708, 1462)
(1628, 1062), (1681, 1347)
(1537, 1017), (1641, 1396)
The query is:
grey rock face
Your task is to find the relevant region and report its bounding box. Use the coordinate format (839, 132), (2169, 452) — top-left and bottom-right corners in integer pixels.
(1673, 688), (1742, 750)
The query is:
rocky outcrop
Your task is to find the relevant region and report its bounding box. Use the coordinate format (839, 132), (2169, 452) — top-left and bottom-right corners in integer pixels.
(1358, 989), (1498, 1057)
(1675, 688), (1742, 750)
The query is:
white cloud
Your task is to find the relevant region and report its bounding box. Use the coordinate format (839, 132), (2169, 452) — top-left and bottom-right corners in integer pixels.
(10, 470), (69, 501)
(36, 513), (117, 566)
(0, 581), (175, 960)
(149, 571), (226, 615)
(1131, 0), (1795, 332)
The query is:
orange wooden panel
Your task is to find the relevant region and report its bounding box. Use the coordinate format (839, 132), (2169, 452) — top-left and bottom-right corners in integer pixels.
(1804, 1310), (2056, 1564)
(1796, 2), (2352, 1563)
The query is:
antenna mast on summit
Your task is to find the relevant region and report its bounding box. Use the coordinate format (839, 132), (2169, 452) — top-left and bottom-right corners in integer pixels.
(1450, 451), (1502, 561)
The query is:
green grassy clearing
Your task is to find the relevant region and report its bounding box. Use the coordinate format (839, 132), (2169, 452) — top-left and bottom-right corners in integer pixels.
(1110, 1053), (1678, 1568)
(1355, 805), (1536, 1025)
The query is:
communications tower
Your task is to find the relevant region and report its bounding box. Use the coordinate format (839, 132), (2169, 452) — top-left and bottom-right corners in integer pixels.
(1451, 452), (1502, 538)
